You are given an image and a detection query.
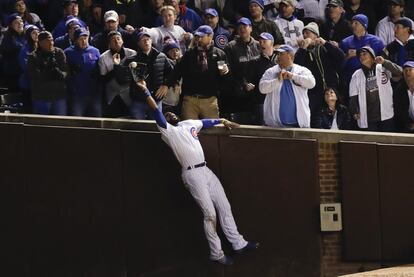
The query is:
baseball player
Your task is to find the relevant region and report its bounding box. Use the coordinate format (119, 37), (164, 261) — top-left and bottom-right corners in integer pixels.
(135, 80), (259, 266)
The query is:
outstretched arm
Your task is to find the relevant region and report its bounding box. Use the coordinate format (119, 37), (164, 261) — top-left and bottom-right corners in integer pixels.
(201, 119), (240, 130)
(137, 80), (168, 129)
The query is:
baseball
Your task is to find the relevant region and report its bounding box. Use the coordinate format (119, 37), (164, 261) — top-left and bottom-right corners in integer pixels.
(129, 62), (137, 68)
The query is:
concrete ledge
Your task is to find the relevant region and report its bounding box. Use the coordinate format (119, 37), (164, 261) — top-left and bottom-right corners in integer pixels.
(1, 113), (414, 145)
(339, 265), (414, 277)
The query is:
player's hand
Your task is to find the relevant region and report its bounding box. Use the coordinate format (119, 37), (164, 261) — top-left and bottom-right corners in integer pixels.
(222, 119), (240, 130)
(113, 53), (121, 65)
(136, 80), (147, 91)
(155, 85), (168, 99)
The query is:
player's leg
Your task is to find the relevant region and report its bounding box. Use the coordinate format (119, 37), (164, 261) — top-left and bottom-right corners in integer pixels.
(182, 169), (224, 260)
(206, 167), (248, 251)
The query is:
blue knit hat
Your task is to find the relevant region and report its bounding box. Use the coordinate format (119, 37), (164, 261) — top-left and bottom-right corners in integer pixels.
(163, 41), (180, 53)
(7, 13), (22, 26)
(249, 0), (265, 9)
(352, 14), (368, 30)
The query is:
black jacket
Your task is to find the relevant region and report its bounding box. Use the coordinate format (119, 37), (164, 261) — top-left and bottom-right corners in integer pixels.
(167, 44), (229, 98)
(245, 52), (278, 105)
(315, 104), (352, 130)
(91, 27), (133, 54)
(294, 42), (345, 113)
(394, 81), (414, 133)
(115, 47), (173, 102)
(320, 16), (352, 44)
(251, 18), (284, 45)
(27, 47), (68, 101)
(382, 39), (414, 67)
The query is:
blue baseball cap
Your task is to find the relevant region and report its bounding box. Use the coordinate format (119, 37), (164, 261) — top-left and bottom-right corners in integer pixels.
(204, 8), (218, 17)
(395, 17), (413, 31)
(194, 25), (214, 37)
(259, 32), (274, 42)
(403, 61), (414, 68)
(237, 17), (252, 26)
(275, 44), (295, 53)
(73, 27), (89, 41)
(136, 29), (151, 41)
(352, 14), (368, 30)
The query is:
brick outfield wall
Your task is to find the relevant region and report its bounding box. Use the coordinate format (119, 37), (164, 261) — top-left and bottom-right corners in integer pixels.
(318, 142), (381, 277)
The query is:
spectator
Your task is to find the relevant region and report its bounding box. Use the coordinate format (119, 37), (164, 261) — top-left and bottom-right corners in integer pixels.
(320, 0), (352, 44)
(18, 24), (39, 113)
(101, 0), (136, 27)
(259, 44), (316, 128)
(98, 30), (136, 117)
(65, 28), (101, 117)
(139, 0), (165, 28)
(394, 61), (414, 132)
(0, 14), (25, 92)
(340, 14), (384, 94)
(187, 0), (222, 15)
(275, 0), (304, 52)
(52, 0), (87, 39)
(382, 17), (414, 66)
(244, 32), (278, 124)
(91, 10), (133, 54)
(344, 0), (377, 35)
(115, 30), (173, 119)
(263, 0), (279, 21)
(222, 0), (251, 25)
(349, 46), (402, 132)
(296, 0), (327, 25)
(295, 22), (345, 127)
(249, 0), (284, 46)
(314, 87), (352, 130)
(203, 8), (231, 50)
(28, 31), (69, 115)
(375, 0), (410, 45)
(157, 0), (202, 33)
(13, 0), (44, 30)
(144, 5), (193, 53)
(224, 17), (261, 121)
(162, 40), (182, 115)
(78, 0), (102, 35)
(54, 16), (81, 51)
(167, 25), (230, 120)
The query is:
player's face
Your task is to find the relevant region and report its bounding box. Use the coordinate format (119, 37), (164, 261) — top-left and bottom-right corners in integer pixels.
(165, 112), (180, 125)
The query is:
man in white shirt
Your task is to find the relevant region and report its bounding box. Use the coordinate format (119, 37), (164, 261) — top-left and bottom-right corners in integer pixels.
(259, 44), (316, 127)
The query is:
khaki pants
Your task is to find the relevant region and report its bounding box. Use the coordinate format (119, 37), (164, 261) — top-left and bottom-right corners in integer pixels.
(181, 95), (219, 120)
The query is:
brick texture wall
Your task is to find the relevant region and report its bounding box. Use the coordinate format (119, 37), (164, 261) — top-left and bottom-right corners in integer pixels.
(318, 142), (381, 277)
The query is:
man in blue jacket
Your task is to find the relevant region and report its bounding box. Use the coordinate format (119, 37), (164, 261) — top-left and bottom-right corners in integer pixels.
(64, 28), (101, 117)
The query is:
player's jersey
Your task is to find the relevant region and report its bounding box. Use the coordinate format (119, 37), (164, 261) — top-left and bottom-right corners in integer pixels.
(158, 120), (205, 169)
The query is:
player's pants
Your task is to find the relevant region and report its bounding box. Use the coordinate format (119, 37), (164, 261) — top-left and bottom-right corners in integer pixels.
(181, 166), (247, 260)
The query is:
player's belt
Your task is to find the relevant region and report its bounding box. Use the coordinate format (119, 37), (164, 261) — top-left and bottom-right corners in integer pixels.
(186, 162), (206, 170)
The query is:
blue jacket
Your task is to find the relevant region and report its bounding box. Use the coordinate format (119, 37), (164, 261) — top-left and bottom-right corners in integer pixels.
(340, 33), (384, 84)
(18, 43), (35, 90)
(213, 26), (231, 50)
(64, 45), (100, 96)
